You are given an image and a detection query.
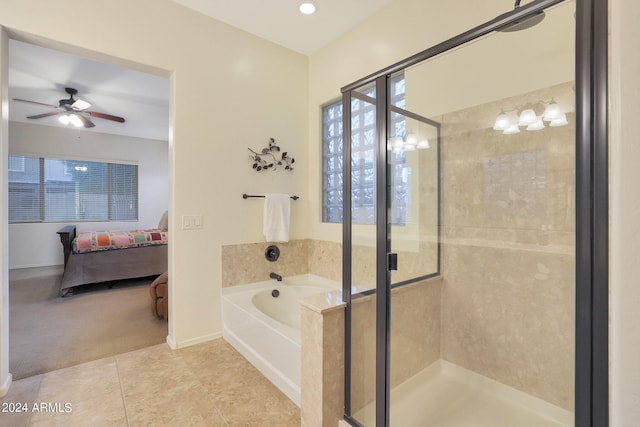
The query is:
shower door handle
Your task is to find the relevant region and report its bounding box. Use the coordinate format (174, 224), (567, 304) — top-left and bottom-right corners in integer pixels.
(388, 253), (398, 271)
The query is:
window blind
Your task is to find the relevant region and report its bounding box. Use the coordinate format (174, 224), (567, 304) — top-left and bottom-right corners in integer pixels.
(8, 155), (138, 223)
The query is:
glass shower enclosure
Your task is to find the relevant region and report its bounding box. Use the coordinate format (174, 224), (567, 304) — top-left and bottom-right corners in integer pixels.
(340, 0), (607, 425)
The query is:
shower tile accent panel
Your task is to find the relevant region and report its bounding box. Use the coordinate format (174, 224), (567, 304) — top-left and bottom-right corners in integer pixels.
(440, 82), (575, 411)
(221, 240), (310, 287)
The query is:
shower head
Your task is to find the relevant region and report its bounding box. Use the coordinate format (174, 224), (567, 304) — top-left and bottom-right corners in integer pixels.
(497, 0), (546, 32)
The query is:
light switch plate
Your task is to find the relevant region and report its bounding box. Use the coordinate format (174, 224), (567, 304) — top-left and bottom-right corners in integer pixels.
(182, 214), (203, 230)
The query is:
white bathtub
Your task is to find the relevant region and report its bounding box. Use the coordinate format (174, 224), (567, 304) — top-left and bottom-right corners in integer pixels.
(221, 274), (339, 406)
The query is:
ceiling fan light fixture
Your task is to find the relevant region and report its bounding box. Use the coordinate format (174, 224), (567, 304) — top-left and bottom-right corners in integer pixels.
(72, 99), (91, 111)
(69, 114), (84, 128)
(299, 1), (317, 15)
(17, 87), (125, 129)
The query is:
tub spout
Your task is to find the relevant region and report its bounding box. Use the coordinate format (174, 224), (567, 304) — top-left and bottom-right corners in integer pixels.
(269, 272), (282, 282)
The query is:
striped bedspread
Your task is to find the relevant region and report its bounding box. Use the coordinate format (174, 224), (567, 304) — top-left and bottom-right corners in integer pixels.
(72, 229), (169, 254)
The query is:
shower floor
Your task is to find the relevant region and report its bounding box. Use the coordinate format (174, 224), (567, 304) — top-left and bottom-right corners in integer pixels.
(353, 360), (573, 427)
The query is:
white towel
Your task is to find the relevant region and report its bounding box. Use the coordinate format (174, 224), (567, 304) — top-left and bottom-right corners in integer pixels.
(263, 193), (291, 242)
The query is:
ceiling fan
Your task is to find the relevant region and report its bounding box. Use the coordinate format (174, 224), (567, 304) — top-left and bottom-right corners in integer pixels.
(13, 87), (125, 129)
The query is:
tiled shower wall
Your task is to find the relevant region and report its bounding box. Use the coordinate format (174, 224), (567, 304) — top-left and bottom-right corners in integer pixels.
(440, 81), (575, 410)
(221, 239), (343, 287)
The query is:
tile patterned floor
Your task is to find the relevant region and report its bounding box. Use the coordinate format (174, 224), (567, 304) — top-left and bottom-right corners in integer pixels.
(0, 339), (300, 426)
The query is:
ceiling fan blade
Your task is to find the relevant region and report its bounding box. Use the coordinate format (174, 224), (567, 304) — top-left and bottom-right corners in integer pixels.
(27, 111), (61, 119)
(13, 98), (59, 109)
(87, 111), (125, 123)
(77, 114), (95, 128)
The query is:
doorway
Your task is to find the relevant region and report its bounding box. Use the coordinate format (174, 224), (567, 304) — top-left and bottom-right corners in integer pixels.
(3, 35), (171, 381)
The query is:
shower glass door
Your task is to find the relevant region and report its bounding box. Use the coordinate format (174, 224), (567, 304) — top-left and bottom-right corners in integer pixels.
(343, 0), (581, 426)
(387, 1), (576, 425)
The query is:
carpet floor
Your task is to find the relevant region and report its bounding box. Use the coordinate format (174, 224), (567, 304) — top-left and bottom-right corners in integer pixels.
(9, 266), (168, 380)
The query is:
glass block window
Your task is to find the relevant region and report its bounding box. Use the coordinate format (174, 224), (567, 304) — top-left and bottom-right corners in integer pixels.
(350, 85), (377, 224)
(388, 74), (408, 225)
(322, 100), (344, 223)
(9, 155), (138, 223)
(322, 74), (407, 224)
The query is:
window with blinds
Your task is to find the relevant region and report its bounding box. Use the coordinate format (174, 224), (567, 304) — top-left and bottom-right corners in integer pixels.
(8, 155), (138, 223)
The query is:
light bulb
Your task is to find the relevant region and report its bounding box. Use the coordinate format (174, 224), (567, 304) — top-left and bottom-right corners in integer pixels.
(503, 124), (520, 135)
(526, 117), (545, 131)
(299, 2), (316, 14)
(405, 133), (418, 146)
(417, 139), (430, 149)
(550, 113), (569, 127)
(58, 114), (70, 125)
(493, 112), (511, 130)
(543, 101), (563, 121)
(518, 108), (537, 126)
(69, 114), (83, 127)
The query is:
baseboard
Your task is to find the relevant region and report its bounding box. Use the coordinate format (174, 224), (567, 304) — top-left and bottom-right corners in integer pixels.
(169, 332), (222, 349)
(9, 263), (64, 271)
(0, 373), (12, 397)
(166, 335), (177, 349)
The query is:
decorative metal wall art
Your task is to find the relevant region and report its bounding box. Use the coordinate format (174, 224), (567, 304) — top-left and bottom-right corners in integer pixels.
(248, 138), (295, 171)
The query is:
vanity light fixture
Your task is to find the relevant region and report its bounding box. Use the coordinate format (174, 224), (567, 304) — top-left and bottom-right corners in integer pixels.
(416, 139), (430, 149)
(493, 99), (569, 134)
(299, 1), (317, 14)
(387, 132), (431, 152)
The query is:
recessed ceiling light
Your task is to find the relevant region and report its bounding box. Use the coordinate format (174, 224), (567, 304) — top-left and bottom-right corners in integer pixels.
(299, 2), (317, 15)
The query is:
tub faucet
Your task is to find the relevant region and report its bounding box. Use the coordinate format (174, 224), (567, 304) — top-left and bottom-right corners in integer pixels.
(269, 272), (282, 282)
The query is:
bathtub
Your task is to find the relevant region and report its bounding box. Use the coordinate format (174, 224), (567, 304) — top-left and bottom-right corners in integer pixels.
(221, 274), (339, 406)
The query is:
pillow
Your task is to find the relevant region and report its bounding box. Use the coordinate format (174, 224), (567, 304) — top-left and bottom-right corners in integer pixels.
(158, 210), (169, 231)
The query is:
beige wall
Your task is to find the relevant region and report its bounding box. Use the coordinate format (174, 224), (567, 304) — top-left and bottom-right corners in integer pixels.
(610, 0), (640, 425)
(1, 26), (10, 394)
(0, 0), (309, 364)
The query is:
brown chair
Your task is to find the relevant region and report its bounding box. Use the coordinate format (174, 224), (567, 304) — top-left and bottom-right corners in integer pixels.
(150, 272), (168, 320)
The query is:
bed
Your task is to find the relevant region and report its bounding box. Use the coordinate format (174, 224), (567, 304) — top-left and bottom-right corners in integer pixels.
(56, 225), (168, 296)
